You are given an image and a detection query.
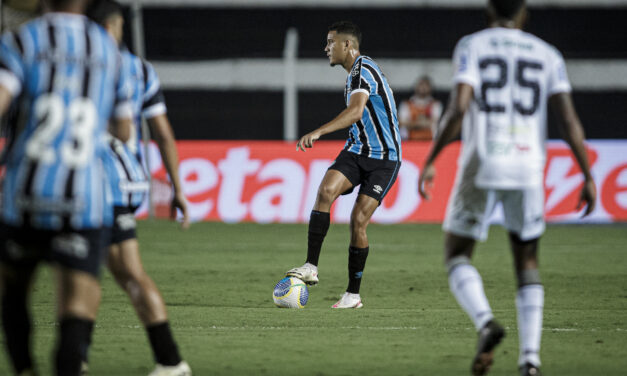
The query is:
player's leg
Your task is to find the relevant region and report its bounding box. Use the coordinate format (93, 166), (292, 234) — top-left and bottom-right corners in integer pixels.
(0, 225), (42, 375)
(502, 187), (545, 375)
(0, 262), (38, 375)
(332, 194), (378, 309)
(510, 234), (543, 376)
(287, 151), (356, 284)
(333, 157), (400, 309)
(54, 266), (102, 376)
(108, 239), (188, 373)
(307, 168), (353, 265)
(443, 182), (504, 375)
(48, 227), (111, 376)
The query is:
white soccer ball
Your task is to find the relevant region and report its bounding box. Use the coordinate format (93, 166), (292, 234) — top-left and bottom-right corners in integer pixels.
(273, 276), (308, 308)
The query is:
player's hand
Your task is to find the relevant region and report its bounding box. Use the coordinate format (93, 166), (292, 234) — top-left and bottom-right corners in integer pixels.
(171, 191), (190, 230)
(418, 163), (435, 200)
(577, 178), (597, 218)
(296, 131), (321, 152)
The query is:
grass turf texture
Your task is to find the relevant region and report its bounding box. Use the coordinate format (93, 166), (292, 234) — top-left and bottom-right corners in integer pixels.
(0, 221), (626, 375)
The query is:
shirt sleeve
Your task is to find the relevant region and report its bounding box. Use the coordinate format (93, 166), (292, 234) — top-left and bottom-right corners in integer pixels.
(547, 48), (572, 95)
(452, 36), (480, 89)
(0, 31), (26, 98)
(113, 51), (133, 120)
(141, 60), (167, 119)
(348, 59), (373, 97)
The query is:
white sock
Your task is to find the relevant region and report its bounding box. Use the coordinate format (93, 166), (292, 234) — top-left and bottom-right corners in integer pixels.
(516, 284), (544, 367)
(448, 264), (494, 331)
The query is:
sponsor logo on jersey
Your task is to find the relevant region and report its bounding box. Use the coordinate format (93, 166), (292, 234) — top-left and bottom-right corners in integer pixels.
(373, 185), (383, 194)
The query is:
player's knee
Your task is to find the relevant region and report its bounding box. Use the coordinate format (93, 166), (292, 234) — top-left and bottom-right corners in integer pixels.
(111, 263), (144, 289)
(317, 184), (339, 204)
(516, 268), (541, 287)
(445, 255), (471, 274)
(350, 211), (369, 232)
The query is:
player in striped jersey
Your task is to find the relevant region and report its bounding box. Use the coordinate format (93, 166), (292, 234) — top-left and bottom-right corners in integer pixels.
(86, 1), (191, 375)
(287, 21), (402, 309)
(0, 0), (133, 374)
(418, 1), (596, 375)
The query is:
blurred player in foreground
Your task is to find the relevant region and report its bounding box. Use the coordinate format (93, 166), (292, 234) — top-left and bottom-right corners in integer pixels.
(86, 1), (190, 375)
(0, 0), (133, 374)
(418, 1), (596, 375)
(287, 21), (402, 309)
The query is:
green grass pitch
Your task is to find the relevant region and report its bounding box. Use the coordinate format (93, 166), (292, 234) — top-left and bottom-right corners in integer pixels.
(1, 221), (626, 375)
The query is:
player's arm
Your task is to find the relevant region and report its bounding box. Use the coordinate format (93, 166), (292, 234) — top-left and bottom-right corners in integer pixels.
(110, 117), (132, 143)
(549, 92), (596, 216)
(418, 83), (473, 199)
(296, 91), (368, 151)
(147, 113), (189, 229)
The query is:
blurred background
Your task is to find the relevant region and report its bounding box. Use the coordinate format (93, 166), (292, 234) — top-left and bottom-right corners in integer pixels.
(2, 0), (626, 223)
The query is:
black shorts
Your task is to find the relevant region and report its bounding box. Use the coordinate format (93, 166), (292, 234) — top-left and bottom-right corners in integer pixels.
(0, 222), (110, 277)
(328, 150), (401, 202)
(110, 206), (137, 245)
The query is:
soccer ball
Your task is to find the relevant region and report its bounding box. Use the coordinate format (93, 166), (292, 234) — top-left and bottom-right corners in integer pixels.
(273, 277), (308, 308)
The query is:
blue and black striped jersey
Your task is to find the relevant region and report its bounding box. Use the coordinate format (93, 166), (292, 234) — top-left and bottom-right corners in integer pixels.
(0, 13), (132, 230)
(343, 56), (401, 161)
(101, 49), (166, 209)
(122, 49), (166, 156)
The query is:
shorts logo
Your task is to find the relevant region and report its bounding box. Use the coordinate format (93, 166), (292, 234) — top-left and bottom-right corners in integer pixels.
(52, 234), (89, 259)
(117, 213), (137, 231)
(373, 185), (383, 194)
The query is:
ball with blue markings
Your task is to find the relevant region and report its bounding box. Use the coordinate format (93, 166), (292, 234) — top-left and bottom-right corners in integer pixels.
(273, 276), (308, 308)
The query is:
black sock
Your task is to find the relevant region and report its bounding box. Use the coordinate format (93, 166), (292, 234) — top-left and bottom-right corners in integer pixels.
(79, 321), (94, 363)
(347, 246), (369, 294)
(2, 289), (33, 373)
(306, 210), (330, 266)
(55, 317), (93, 376)
(146, 322), (182, 366)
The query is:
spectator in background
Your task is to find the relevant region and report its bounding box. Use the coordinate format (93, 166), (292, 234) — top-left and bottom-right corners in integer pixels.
(398, 75), (442, 140)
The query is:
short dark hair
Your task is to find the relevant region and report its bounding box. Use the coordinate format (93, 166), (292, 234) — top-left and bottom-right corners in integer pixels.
(328, 21), (362, 47)
(489, 0), (525, 19)
(86, 0), (122, 25)
(47, 0), (87, 10)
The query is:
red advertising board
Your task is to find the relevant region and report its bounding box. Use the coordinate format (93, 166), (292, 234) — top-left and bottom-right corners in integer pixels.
(140, 140), (627, 223)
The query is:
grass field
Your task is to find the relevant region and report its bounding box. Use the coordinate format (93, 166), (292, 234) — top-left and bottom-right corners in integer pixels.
(0, 221), (626, 375)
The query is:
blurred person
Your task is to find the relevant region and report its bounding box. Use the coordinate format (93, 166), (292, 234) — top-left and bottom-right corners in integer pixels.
(398, 75), (442, 140)
(86, 1), (190, 375)
(287, 21), (402, 309)
(0, 0), (133, 374)
(418, 1), (596, 375)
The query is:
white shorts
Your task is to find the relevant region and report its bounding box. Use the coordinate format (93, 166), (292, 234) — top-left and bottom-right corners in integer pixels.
(443, 176), (545, 242)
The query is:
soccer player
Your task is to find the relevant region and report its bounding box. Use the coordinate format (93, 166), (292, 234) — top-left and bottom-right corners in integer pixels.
(0, 0), (133, 374)
(86, 1), (191, 375)
(418, 1), (596, 375)
(287, 21), (402, 309)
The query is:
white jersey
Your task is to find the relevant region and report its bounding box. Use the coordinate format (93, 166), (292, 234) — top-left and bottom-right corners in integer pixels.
(453, 27), (571, 189)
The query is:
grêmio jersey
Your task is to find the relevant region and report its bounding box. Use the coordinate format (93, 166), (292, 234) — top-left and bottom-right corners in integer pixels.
(343, 55), (402, 162)
(453, 27), (571, 189)
(101, 49), (165, 209)
(0, 12), (132, 230)
(121, 48), (166, 157)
